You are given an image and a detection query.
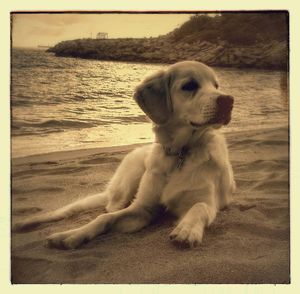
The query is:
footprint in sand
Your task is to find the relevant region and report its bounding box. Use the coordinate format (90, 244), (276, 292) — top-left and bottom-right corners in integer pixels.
(30, 161), (58, 166)
(45, 166), (90, 175)
(12, 187), (64, 195)
(13, 168), (46, 178)
(80, 156), (120, 165)
(12, 207), (42, 216)
(16, 197), (27, 201)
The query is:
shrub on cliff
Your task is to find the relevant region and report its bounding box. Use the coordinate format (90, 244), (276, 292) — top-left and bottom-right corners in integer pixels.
(171, 12), (288, 45)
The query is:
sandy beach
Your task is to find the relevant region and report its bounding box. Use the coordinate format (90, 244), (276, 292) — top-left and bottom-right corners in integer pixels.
(11, 126), (289, 284)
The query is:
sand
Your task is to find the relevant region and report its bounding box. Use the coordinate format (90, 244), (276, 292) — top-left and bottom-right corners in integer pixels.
(11, 126), (289, 284)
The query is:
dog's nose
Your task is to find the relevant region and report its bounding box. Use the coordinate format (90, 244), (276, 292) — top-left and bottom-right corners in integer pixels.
(216, 95), (234, 109)
(214, 95), (234, 125)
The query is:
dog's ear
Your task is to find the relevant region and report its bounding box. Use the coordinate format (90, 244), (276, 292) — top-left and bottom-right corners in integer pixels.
(134, 70), (172, 125)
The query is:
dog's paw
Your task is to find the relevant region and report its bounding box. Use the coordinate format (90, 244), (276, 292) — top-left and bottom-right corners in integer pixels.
(47, 229), (89, 250)
(169, 222), (204, 248)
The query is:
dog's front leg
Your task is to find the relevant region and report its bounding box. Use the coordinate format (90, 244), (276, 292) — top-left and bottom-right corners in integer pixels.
(169, 188), (217, 247)
(47, 170), (167, 249)
(170, 202), (216, 247)
(218, 162), (236, 209)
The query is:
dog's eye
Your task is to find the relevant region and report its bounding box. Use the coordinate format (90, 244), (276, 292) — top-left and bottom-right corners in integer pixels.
(181, 80), (199, 92)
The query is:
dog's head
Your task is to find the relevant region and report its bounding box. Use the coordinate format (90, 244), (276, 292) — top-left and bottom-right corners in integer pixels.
(134, 61), (233, 129)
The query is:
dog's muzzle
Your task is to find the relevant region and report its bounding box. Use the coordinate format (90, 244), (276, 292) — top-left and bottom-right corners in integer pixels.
(189, 94), (234, 128)
(210, 95), (234, 125)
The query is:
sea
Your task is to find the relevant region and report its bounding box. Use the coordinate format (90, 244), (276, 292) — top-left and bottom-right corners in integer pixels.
(11, 48), (289, 158)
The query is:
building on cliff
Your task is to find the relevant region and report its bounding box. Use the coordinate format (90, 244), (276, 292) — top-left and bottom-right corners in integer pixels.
(96, 32), (108, 39)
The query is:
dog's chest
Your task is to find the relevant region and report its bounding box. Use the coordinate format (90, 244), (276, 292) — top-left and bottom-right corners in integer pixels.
(160, 147), (212, 205)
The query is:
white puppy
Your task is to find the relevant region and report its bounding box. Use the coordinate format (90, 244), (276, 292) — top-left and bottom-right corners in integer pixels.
(13, 61), (235, 249)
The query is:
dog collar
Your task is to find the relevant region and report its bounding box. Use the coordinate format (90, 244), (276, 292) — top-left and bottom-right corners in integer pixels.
(164, 145), (190, 169)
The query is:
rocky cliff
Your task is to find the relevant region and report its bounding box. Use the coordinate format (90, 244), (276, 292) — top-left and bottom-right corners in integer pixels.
(47, 13), (288, 70)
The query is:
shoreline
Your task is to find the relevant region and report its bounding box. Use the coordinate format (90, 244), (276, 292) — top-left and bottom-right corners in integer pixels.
(49, 52), (289, 71)
(12, 123), (289, 162)
(15, 46), (288, 72)
(12, 142), (148, 164)
(47, 38), (288, 71)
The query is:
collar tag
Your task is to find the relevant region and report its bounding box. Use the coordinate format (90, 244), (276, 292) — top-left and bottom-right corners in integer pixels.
(163, 145), (189, 170)
(176, 146), (189, 170)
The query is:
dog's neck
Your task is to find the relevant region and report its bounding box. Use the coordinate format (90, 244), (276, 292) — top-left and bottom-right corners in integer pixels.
(153, 122), (212, 155)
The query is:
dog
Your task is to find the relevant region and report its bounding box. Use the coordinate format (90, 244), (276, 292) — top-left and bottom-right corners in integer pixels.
(13, 61), (235, 249)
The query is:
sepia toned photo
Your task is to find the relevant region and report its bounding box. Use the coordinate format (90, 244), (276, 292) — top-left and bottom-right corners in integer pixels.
(11, 12), (289, 284)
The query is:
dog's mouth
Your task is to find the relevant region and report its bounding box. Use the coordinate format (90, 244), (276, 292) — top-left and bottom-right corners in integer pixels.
(190, 95), (234, 128)
(190, 121), (207, 128)
(190, 109), (232, 127)
(190, 114), (232, 128)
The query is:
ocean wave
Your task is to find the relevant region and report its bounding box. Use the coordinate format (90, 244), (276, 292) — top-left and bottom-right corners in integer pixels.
(12, 119), (99, 136)
(26, 119), (98, 129)
(12, 114), (150, 137)
(12, 128), (64, 137)
(11, 99), (32, 107)
(114, 115), (149, 124)
(12, 98), (63, 107)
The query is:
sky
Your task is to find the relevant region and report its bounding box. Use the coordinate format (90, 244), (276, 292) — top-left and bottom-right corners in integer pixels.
(12, 13), (192, 47)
